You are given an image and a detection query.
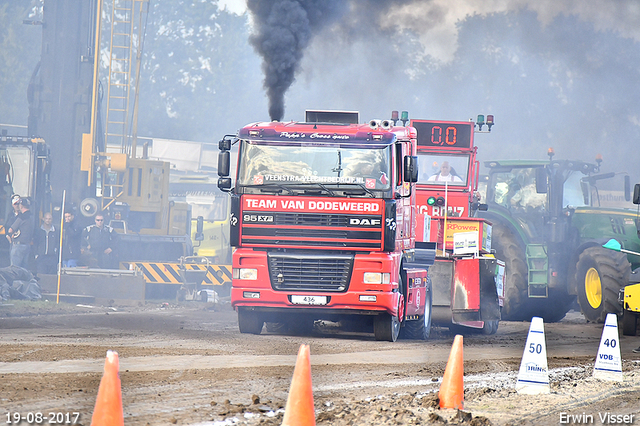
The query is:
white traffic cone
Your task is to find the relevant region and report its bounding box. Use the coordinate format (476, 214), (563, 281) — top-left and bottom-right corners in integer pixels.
(515, 316), (550, 394)
(593, 313), (623, 382)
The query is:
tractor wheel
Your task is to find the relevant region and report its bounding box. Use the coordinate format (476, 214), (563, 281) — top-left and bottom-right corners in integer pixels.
(237, 308), (264, 334)
(576, 247), (629, 323)
(401, 276), (432, 340)
(622, 310), (638, 336)
(491, 225), (531, 320)
(532, 289), (574, 323)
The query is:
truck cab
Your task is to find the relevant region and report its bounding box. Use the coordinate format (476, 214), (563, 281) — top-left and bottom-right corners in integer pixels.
(218, 117), (431, 341)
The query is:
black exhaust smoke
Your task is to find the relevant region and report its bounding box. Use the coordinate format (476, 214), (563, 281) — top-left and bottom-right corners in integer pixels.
(247, 0), (347, 121)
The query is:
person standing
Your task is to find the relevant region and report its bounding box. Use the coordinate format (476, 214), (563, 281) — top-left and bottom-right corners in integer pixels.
(6, 198), (35, 269)
(4, 194), (21, 234)
(81, 213), (119, 269)
(34, 212), (59, 274)
(62, 210), (81, 267)
(427, 161), (463, 183)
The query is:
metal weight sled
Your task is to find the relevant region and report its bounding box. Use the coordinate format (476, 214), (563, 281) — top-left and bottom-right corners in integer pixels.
(176, 256), (215, 302)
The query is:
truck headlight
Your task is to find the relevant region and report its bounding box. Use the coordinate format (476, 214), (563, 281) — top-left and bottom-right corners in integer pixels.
(363, 272), (390, 284)
(233, 268), (258, 280)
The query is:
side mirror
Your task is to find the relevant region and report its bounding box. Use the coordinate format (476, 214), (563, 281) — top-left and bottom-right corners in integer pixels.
(218, 151), (230, 177)
(195, 216), (204, 241)
(218, 177), (232, 190)
(535, 167), (548, 194)
(218, 137), (232, 151)
(633, 183), (640, 205)
(403, 156), (418, 183)
(624, 175), (631, 202)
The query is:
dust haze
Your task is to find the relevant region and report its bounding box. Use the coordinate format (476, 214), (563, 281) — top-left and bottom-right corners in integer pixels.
(245, 0), (640, 185)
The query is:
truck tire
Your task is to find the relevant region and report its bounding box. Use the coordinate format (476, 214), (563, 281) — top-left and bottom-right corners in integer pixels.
(237, 308), (264, 334)
(575, 246), (629, 323)
(622, 310), (637, 336)
(482, 320), (499, 335)
(491, 224), (530, 320)
(374, 313), (400, 342)
(400, 276), (432, 340)
(374, 292), (403, 342)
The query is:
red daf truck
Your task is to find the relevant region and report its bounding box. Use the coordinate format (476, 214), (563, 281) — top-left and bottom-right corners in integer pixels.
(217, 113), (436, 341)
(410, 118), (504, 334)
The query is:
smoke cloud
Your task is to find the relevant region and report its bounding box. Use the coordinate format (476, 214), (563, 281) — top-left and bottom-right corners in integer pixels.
(247, 0), (347, 121)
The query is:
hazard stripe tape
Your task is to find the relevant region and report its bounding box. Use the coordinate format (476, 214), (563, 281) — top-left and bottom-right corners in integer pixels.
(120, 262), (232, 286)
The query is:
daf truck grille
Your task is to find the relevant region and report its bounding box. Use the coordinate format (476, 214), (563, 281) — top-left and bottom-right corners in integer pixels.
(267, 253), (354, 292)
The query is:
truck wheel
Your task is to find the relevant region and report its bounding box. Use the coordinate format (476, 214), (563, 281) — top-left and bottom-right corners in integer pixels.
(237, 308), (264, 334)
(374, 313), (400, 342)
(400, 276), (432, 340)
(482, 320), (499, 335)
(622, 310), (637, 336)
(576, 247), (629, 323)
(491, 225), (530, 320)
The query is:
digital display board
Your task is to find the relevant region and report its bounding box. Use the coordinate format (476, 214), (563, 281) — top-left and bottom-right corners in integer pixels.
(411, 120), (473, 149)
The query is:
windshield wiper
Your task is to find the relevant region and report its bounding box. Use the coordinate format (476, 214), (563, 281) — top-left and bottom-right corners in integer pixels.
(299, 183), (337, 196)
(241, 183), (294, 195)
(318, 182), (377, 197)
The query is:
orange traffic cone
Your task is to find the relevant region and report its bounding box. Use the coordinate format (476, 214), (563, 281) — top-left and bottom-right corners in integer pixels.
(439, 334), (464, 409)
(282, 344), (315, 426)
(90, 350), (124, 426)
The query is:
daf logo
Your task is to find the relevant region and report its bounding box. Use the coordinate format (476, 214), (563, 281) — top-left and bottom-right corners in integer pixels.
(349, 218), (381, 226)
(243, 214), (274, 223)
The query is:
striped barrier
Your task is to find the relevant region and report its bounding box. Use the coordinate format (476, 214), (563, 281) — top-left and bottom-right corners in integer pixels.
(120, 262), (232, 287)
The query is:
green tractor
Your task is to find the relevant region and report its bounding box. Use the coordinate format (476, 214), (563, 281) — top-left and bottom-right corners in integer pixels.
(479, 154), (640, 322)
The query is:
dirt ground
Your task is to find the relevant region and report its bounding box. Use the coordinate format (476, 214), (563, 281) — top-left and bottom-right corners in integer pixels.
(1, 299), (640, 426)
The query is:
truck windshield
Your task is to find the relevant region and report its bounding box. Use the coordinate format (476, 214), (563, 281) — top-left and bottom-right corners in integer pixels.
(416, 153), (469, 186)
(236, 140), (392, 191)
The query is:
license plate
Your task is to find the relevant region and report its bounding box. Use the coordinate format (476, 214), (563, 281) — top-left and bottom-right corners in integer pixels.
(290, 295), (327, 305)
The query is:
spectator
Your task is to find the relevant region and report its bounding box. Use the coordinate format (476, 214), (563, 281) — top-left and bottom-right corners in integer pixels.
(81, 213), (119, 269)
(34, 212), (59, 274)
(6, 198), (35, 269)
(4, 194), (21, 232)
(62, 210), (81, 267)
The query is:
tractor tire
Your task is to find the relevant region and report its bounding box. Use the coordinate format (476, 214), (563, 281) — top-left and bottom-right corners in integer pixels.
(237, 308), (264, 334)
(622, 310), (638, 336)
(531, 289), (574, 323)
(491, 224), (531, 320)
(575, 246), (629, 323)
(400, 276), (432, 340)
